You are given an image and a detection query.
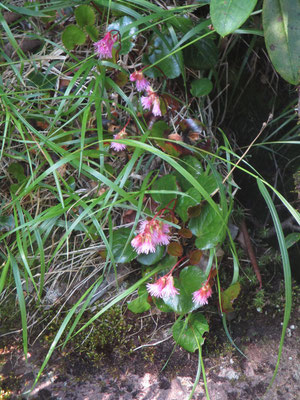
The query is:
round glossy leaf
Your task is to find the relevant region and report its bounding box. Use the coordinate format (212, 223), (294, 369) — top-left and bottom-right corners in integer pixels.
(151, 174), (177, 206)
(174, 156), (203, 192)
(176, 188), (202, 223)
(75, 5), (95, 27)
(183, 36), (218, 70)
(128, 286), (151, 314)
(112, 228), (137, 263)
(62, 25), (86, 50)
(180, 265), (206, 293)
(154, 297), (174, 312)
(210, 0), (258, 37)
(190, 78), (213, 97)
(163, 266), (206, 314)
(172, 313), (209, 352)
(142, 34), (181, 79)
(221, 282), (241, 313)
(137, 245), (164, 266)
(263, 0), (300, 85)
(108, 16), (138, 55)
(197, 173), (220, 196)
(189, 204), (226, 250)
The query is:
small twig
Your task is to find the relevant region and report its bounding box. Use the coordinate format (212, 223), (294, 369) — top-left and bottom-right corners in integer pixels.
(240, 219), (262, 289)
(223, 113), (273, 186)
(210, 114), (273, 198)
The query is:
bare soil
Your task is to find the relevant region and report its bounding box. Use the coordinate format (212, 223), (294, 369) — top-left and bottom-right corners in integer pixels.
(1, 279), (299, 400)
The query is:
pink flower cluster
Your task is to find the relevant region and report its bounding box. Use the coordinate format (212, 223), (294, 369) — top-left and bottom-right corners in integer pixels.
(94, 31), (118, 59)
(131, 219), (170, 254)
(130, 71), (149, 92)
(192, 282), (212, 307)
(141, 87), (162, 116)
(110, 127), (127, 152)
(130, 71), (162, 117)
(147, 275), (179, 299)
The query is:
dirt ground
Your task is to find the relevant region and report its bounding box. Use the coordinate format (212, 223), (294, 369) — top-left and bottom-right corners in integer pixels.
(1, 291), (299, 400)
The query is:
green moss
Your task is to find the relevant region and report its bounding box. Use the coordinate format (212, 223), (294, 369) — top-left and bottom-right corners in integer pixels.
(42, 305), (134, 363)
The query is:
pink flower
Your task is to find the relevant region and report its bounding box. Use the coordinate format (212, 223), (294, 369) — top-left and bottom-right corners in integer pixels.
(152, 221), (171, 246)
(162, 276), (179, 298)
(110, 127), (127, 152)
(110, 141), (126, 151)
(94, 31), (118, 59)
(152, 97), (162, 117)
(131, 218), (171, 254)
(131, 232), (156, 254)
(192, 282), (212, 307)
(130, 71), (150, 92)
(147, 275), (179, 299)
(141, 94), (153, 110)
(141, 87), (162, 116)
(146, 276), (166, 298)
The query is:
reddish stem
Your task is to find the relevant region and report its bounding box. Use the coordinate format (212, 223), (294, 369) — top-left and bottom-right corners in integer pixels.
(167, 256), (188, 276)
(240, 219), (262, 289)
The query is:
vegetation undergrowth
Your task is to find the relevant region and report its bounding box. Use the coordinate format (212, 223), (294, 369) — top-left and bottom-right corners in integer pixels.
(0, 0), (299, 398)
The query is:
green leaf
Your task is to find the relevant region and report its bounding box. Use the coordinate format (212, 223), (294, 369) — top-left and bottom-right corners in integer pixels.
(189, 204), (226, 249)
(180, 265), (206, 293)
(190, 78), (213, 97)
(151, 121), (181, 157)
(8, 163), (26, 183)
(143, 34), (181, 79)
(0, 214), (14, 232)
(157, 254), (178, 270)
(174, 156), (203, 191)
(154, 297), (174, 312)
(85, 25), (98, 42)
(285, 232), (300, 249)
(176, 188), (202, 223)
(114, 71), (129, 87)
(75, 5), (96, 27)
(27, 71), (57, 89)
(151, 174), (177, 205)
(173, 313), (209, 352)
(163, 266), (206, 314)
(62, 25), (86, 50)
(128, 286), (151, 313)
(183, 36), (218, 70)
(137, 245), (165, 266)
(112, 228), (137, 263)
(263, 0), (300, 85)
(221, 282), (241, 313)
(108, 16), (138, 55)
(210, 0), (258, 37)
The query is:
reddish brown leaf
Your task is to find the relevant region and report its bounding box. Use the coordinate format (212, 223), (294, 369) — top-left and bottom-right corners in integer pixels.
(189, 250), (203, 265)
(122, 209), (136, 224)
(167, 242), (183, 257)
(188, 204), (202, 218)
(178, 228), (193, 238)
